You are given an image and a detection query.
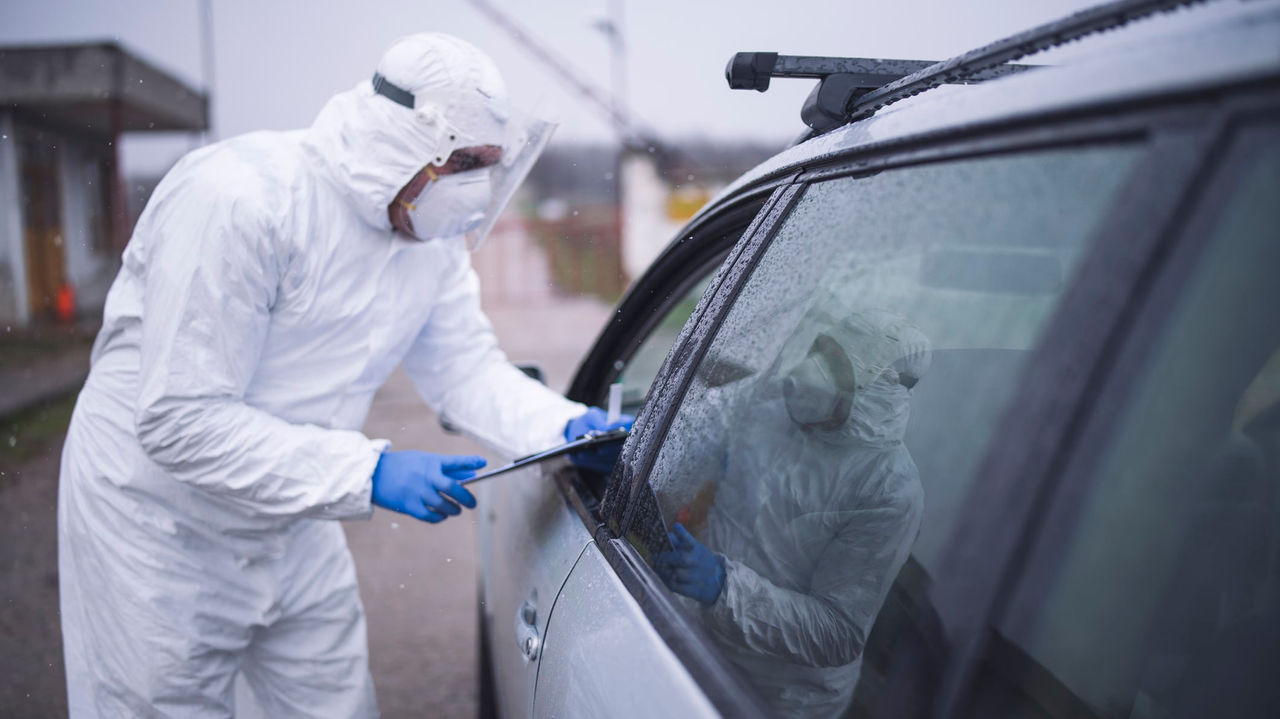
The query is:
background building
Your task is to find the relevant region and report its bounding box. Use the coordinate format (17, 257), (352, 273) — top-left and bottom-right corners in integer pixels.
(0, 42), (206, 327)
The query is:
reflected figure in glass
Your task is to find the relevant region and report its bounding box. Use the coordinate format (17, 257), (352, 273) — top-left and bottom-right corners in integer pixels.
(654, 298), (931, 719)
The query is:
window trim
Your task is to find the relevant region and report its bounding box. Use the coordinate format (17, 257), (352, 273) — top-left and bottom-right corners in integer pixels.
(948, 109), (1280, 717)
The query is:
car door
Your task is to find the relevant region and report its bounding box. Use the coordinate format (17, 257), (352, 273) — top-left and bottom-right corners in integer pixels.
(950, 115), (1280, 719)
(546, 101), (1217, 718)
(475, 192), (770, 719)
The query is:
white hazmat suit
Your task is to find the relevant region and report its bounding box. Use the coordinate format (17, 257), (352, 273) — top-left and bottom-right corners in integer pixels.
(58, 34), (584, 717)
(659, 308), (929, 719)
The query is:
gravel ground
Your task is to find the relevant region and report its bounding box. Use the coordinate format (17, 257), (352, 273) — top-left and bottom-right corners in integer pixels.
(0, 295), (610, 719)
(0, 436), (66, 717)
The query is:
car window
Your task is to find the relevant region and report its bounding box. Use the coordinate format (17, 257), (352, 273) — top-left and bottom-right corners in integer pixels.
(570, 201), (766, 419)
(563, 207), (755, 508)
(625, 143), (1146, 718)
(614, 273), (716, 417)
(968, 129), (1280, 719)
(556, 272), (720, 511)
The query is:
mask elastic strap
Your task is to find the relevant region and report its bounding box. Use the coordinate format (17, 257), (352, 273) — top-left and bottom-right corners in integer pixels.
(397, 166), (441, 212)
(372, 73), (414, 109)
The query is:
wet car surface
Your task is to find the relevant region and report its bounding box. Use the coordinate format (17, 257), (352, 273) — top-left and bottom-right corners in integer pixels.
(474, 2), (1280, 717)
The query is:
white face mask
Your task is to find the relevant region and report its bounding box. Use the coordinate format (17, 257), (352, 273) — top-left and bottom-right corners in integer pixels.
(781, 353), (851, 429)
(405, 170), (492, 241)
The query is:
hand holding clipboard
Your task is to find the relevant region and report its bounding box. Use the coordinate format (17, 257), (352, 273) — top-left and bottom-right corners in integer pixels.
(460, 427), (630, 485)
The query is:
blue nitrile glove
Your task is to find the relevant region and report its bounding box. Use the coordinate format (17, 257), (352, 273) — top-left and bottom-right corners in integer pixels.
(653, 523), (726, 605)
(564, 407), (634, 475)
(564, 406), (634, 440)
(371, 451), (485, 523)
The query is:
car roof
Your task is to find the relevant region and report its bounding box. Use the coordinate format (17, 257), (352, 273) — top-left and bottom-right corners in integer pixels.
(700, 0), (1280, 218)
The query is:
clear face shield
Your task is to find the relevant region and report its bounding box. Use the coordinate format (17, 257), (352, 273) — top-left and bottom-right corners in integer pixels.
(390, 107), (556, 249)
(463, 112), (557, 251)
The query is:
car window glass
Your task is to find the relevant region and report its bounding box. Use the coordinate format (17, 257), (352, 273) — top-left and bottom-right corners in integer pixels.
(627, 143), (1145, 718)
(563, 274), (719, 508)
(615, 273), (716, 416)
(969, 131), (1280, 719)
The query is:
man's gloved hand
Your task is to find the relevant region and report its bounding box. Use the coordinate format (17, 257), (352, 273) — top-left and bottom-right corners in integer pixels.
(564, 407), (634, 476)
(371, 451), (485, 523)
(564, 407), (634, 440)
(654, 523), (726, 605)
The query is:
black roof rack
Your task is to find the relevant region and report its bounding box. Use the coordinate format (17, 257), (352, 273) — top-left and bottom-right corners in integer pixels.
(726, 54), (1032, 135)
(727, 0), (1211, 139)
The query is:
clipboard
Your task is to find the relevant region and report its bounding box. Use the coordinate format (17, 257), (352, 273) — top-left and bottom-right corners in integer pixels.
(460, 427), (629, 484)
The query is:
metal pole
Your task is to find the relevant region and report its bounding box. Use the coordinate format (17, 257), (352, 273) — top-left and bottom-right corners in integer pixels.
(466, 0), (632, 137)
(609, 0), (627, 139)
(608, 0), (627, 291)
(108, 52), (129, 256)
(199, 0), (216, 143)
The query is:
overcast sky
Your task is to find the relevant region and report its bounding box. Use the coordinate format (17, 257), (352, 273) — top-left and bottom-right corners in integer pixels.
(0, 0), (1224, 175)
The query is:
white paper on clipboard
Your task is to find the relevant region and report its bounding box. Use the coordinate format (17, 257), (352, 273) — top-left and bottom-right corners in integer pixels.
(460, 428), (629, 485)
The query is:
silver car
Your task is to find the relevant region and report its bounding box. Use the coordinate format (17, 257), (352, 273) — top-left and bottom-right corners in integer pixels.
(476, 1), (1280, 717)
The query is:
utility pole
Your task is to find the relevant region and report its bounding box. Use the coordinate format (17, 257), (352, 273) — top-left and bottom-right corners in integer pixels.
(602, 0), (627, 292)
(198, 0), (216, 144)
(466, 0), (643, 146)
(597, 0), (628, 140)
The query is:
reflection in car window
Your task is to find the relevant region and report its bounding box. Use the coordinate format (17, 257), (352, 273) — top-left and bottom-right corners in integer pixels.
(632, 144), (1143, 718)
(615, 273), (716, 416)
(974, 133), (1280, 719)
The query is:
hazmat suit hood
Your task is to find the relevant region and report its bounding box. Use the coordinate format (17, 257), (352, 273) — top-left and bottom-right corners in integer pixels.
(820, 377), (911, 447)
(59, 31), (587, 716)
(303, 33), (510, 231)
(769, 307), (931, 449)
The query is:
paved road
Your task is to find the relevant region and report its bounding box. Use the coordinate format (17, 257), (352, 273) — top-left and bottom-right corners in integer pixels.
(0, 438), (66, 716)
(0, 294), (611, 719)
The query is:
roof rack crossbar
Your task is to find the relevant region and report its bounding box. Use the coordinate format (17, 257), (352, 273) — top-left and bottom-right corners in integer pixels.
(726, 54), (941, 91)
(727, 0), (1214, 140)
(726, 53), (1034, 134)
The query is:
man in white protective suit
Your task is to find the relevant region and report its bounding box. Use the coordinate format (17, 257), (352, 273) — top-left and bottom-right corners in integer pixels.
(654, 306), (930, 719)
(57, 33), (627, 717)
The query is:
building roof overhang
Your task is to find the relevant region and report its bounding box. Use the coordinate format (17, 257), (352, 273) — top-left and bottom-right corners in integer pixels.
(0, 41), (207, 138)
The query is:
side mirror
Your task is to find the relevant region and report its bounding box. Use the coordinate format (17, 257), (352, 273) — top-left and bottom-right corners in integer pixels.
(516, 362), (547, 386)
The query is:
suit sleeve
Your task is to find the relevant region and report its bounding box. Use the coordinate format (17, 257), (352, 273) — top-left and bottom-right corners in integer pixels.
(400, 247), (585, 458)
(701, 465), (923, 668)
(133, 169), (384, 520)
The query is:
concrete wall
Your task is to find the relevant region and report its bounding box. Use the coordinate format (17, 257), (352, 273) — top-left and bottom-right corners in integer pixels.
(0, 112), (28, 327)
(0, 114), (117, 327)
(621, 152), (681, 281)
